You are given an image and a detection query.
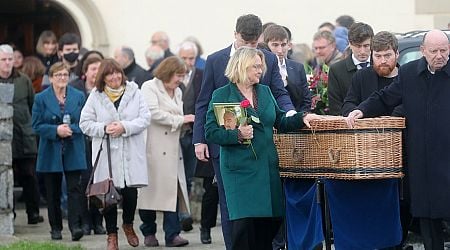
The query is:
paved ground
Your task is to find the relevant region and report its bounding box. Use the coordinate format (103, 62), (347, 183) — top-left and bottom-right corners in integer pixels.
(0, 208), (225, 249)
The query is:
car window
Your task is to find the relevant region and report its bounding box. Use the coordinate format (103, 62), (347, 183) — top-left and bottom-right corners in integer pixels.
(399, 48), (422, 65)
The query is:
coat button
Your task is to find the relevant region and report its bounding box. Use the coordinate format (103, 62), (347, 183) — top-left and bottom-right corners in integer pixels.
(179, 157), (182, 160)
(165, 132), (168, 135)
(163, 152), (166, 155)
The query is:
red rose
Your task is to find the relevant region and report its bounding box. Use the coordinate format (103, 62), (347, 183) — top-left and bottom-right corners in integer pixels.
(240, 99), (250, 108)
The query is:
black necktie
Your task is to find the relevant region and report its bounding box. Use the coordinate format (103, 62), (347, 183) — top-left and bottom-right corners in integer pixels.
(358, 62), (368, 69)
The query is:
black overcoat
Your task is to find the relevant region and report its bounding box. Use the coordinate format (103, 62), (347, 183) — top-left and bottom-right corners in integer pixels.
(358, 57), (450, 218)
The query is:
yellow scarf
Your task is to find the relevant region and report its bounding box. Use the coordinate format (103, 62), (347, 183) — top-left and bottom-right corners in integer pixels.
(104, 85), (125, 103)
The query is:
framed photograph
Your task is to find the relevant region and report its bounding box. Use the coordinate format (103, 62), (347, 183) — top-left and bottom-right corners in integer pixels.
(212, 103), (245, 130)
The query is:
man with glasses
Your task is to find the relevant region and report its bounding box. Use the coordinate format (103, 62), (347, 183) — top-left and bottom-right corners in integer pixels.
(312, 30), (343, 68)
(0, 44), (43, 225)
(193, 14), (295, 249)
(328, 22), (374, 115)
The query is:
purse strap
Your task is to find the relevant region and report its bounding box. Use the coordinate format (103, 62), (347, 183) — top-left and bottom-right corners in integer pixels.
(86, 133), (111, 193)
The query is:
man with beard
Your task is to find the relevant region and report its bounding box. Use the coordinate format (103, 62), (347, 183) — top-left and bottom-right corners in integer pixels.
(328, 22), (374, 115)
(322, 32), (404, 250)
(346, 29), (450, 249)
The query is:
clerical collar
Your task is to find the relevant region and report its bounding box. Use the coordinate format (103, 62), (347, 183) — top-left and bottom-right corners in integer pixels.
(427, 64), (435, 74)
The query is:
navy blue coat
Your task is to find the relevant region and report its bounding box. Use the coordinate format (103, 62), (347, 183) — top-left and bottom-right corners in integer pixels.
(193, 45), (294, 158)
(358, 57), (450, 218)
(285, 58), (312, 113)
(32, 85), (87, 173)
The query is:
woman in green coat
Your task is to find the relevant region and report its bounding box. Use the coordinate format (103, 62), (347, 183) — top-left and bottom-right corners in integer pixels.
(204, 47), (318, 250)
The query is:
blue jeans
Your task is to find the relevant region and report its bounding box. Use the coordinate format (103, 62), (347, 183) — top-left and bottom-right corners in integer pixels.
(139, 209), (181, 242)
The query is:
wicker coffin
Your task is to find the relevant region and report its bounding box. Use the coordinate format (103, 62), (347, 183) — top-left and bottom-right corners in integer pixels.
(274, 116), (405, 180)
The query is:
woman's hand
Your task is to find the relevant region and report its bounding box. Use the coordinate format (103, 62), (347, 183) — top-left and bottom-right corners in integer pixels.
(106, 121), (125, 137)
(238, 124), (253, 139)
(183, 114), (195, 124)
(57, 124), (73, 138)
(303, 113), (324, 128)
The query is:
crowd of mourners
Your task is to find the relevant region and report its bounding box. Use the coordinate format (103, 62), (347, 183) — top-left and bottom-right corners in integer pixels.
(1, 12), (450, 250)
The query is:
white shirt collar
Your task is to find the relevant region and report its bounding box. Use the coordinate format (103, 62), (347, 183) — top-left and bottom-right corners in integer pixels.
(352, 54), (370, 67)
(230, 42), (237, 57)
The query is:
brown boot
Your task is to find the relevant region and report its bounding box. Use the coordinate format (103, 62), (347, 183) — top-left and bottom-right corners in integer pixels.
(122, 224), (139, 247)
(107, 233), (118, 250)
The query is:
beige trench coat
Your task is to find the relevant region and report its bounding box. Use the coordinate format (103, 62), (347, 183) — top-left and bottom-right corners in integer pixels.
(137, 78), (190, 213)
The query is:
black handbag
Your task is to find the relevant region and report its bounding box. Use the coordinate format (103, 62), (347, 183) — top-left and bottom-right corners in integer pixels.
(85, 134), (122, 213)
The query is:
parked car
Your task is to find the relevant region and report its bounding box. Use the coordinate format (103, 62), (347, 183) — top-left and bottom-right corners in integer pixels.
(396, 30), (450, 65)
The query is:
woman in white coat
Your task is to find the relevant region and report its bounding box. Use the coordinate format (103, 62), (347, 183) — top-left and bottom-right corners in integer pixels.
(79, 59), (151, 250)
(138, 56), (194, 247)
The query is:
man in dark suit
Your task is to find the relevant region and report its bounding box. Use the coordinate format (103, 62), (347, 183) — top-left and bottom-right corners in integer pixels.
(327, 22), (374, 115)
(175, 40), (203, 234)
(192, 14), (295, 249)
(113, 46), (151, 88)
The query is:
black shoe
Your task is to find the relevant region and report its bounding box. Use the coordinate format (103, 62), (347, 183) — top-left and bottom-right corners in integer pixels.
(28, 213), (44, 224)
(71, 228), (84, 241)
(93, 224), (106, 235)
(200, 227), (211, 244)
(180, 217), (193, 232)
(50, 230), (62, 240)
(82, 224), (91, 235)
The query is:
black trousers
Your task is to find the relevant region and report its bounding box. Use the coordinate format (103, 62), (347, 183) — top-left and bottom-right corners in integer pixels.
(80, 138), (103, 229)
(13, 158), (40, 216)
(43, 170), (82, 232)
(231, 217), (282, 250)
(103, 186), (137, 234)
(201, 177), (219, 229)
(419, 217), (445, 250)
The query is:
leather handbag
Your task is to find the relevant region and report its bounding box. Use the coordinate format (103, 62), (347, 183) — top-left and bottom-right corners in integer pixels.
(85, 134), (122, 213)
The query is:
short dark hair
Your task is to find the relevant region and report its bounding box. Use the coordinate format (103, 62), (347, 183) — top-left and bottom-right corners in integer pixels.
(58, 33), (81, 50)
(348, 22), (374, 44)
(336, 15), (355, 29)
(372, 31), (398, 52)
(153, 56), (187, 83)
(95, 59), (126, 92)
(82, 57), (102, 74)
(235, 14), (262, 41)
(263, 25), (289, 44)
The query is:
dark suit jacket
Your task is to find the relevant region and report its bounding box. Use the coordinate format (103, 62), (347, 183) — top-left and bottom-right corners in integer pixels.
(285, 59), (312, 113)
(328, 55), (357, 115)
(193, 45), (294, 158)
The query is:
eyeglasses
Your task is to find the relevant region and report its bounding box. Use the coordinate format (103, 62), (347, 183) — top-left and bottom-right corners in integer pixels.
(53, 73), (70, 79)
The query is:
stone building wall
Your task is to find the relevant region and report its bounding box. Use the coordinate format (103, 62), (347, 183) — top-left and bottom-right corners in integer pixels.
(0, 85), (15, 235)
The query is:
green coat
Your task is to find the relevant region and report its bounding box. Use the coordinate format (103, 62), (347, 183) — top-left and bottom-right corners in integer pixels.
(205, 83), (303, 220)
(0, 71), (37, 158)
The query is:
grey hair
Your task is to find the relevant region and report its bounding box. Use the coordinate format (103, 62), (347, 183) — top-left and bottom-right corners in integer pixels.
(121, 46), (135, 61)
(175, 41), (198, 57)
(0, 44), (13, 54)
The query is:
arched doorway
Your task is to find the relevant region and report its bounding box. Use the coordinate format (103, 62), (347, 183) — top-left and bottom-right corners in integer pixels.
(0, 0), (109, 56)
(0, 0), (80, 56)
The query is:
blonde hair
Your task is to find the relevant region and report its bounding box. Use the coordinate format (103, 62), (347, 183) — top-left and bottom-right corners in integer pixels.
(225, 47), (266, 84)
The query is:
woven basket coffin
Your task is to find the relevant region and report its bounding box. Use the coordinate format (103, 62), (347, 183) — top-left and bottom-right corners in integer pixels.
(274, 116), (405, 180)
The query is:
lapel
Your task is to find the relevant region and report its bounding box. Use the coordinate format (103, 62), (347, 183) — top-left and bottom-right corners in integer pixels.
(228, 83), (262, 121)
(63, 86), (79, 114)
(42, 87), (64, 117)
(154, 79), (183, 115)
(286, 60), (298, 86)
(217, 46), (232, 87)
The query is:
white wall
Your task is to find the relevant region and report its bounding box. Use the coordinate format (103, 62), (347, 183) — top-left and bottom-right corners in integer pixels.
(88, 0), (437, 67)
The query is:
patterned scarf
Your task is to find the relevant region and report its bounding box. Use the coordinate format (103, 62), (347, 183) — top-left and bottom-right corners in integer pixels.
(104, 85), (125, 103)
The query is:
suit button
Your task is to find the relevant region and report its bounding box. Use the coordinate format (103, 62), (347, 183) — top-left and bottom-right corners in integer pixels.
(163, 152), (166, 155)
(165, 132), (168, 135)
(179, 157), (182, 160)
